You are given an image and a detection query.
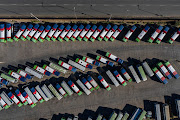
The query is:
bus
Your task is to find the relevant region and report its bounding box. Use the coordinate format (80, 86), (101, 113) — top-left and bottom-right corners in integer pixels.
(162, 104), (170, 120)
(71, 24), (84, 41)
(129, 108), (142, 120)
(175, 99), (180, 118)
(110, 25), (124, 41)
(113, 70), (127, 86)
(105, 51), (123, 64)
(46, 24), (58, 41)
(154, 103), (162, 120)
(97, 75), (111, 91)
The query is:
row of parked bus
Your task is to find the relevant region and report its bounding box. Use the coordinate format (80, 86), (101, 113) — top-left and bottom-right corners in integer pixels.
(48, 98), (180, 120)
(0, 23), (179, 44)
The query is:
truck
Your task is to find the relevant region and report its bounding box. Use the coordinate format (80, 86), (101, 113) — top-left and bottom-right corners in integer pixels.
(68, 59), (85, 71)
(120, 67), (132, 82)
(49, 62), (67, 74)
(138, 110), (147, 120)
(20, 24), (33, 41)
(26, 24), (39, 40)
(68, 80), (83, 96)
(55, 83), (68, 97)
(81, 78), (94, 91)
(135, 25), (150, 42)
(142, 61), (154, 77)
(35, 85), (49, 101)
(38, 25), (51, 42)
(30, 87), (45, 103)
(154, 103), (161, 120)
(148, 25), (163, 43)
(22, 91), (36, 108)
(77, 24), (91, 41)
(75, 58), (93, 69)
(90, 25), (103, 42)
(64, 24), (78, 41)
(0, 96), (10, 109)
(116, 111), (123, 120)
(96, 55), (114, 67)
(51, 24), (64, 41)
(48, 84), (63, 100)
(105, 51), (123, 64)
(7, 70), (26, 82)
(24, 87), (38, 104)
(81, 56), (100, 66)
(110, 25), (124, 41)
(0, 91), (14, 106)
(15, 89), (28, 105)
(83, 25), (97, 42)
(8, 92), (23, 107)
(25, 66), (44, 79)
(58, 24), (71, 42)
(42, 64), (60, 76)
(0, 77), (9, 85)
(17, 69), (32, 79)
(97, 75), (111, 91)
(61, 81), (74, 96)
(96, 114), (103, 120)
(41, 84), (54, 100)
(31, 25), (44, 43)
(162, 104), (170, 120)
(157, 62), (172, 79)
(45, 24), (58, 41)
(106, 70), (120, 87)
(98, 24), (111, 41)
(168, 28), (180, 44)
(164, 61), (179, 79)
(6, 23), (13, 42)
(71, 24), (84, 41)
(29, 64), (51, 76)
(136, 64), (147, 81)
(122, 25), (137, 42)
(0, 73), (18, 83)
(155, 26), (170, 44)
(0, 24), (6, 43)
(109, 111), (118, 120)
(129, 108), (142, 120)
(87, 75), (100, 90)
(122, 112), (129, 120)
(113, 70), (127, 86)
(152, 67), (168, 84)
(104, 25), (118, 41)
(175, 99), (180, 118)
(58, 60), (77, 72)
(13, 24), (26, 41)
(76, 79), (91, 95)
(128, 65), (141, 83)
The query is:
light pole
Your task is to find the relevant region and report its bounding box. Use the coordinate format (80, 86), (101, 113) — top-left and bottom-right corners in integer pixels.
(30, 13), (41, 22)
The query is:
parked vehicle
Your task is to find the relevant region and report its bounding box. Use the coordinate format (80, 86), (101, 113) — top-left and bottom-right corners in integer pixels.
(152, 67), (168, 84)
(0, 73), (18, 83)
(81, 78), (94, 91)
(13, 24), (26, 41)
(25, 66), (44, 79)
(48, 62), (67, 74)
(75, 58), (93, 69)
(98, 24), (111, 41)
(164, 61), (179, 79)
(48, 84), (63, 100)
(6, 23), (13, 42)
(110, 25), (124, 41)
(90, 25), (103, 42)
(136, 64), (147, 81)
(22, 91), (36, 108)
(58, 24), (71, 42)
(68, 80), (83, 96)
(121, 112), (129, 120)
(58, 60), (77, 72)
(64, 24), (78, 41)
(68, 60), (85, 71)
(96, 114), (103, 120)
(128, 65), (141, 83)
(113, 70), (127, 86)
(87, 75), (100, 90)
(154, 103), (161, 120)
(7, 70), (26, 82)
(97, 75), (111, 91)
(15, 89), (28, 105)
(136, 25), (150, 42)
(120, 67), (132, 82)
(162, 104), (170, 120)
(51, 24), (64, 41)
(175, 99), (180, 119)
(0, 91), (14, 106)
(35, 85), (49, 101)
(106, 70), (120, 87)
(155, 26), (170, 44)
(30, 87), (45, 103)
(96, 56), (114, 67)
(77, 24), (91, 41)
(24, 87), (38, 104)
(0, 77), (9, 85)
(30, 64), (51, 76)
(71, 24), (84, 41)
(31, 25), (44, 43)
(41, 84), (54, 100)
(104, 25), (118, 41)
(129, 108), (142, 120)
(17, 69), (32, 79)
(122, 25), (137, 42)
(46, 24), (58, 41)
(142, 61), (154, 77)
(168, 28), (180, 44)
(83, 25), (97, 42)
(61, 81), (74, 96)
(109, 111), (118, 120)
(76, 79), (91, 95)
(42, 64), (60, 76)
(105, 51), (123, 64)
(0, 96), (10, 109)
(20, 24), (33, 41)
(148, 25), (163, 43)
(0, 24), (6, 43)
(8, 92), (23, 107)
(56, 83), (68, 97)
(26, 24), (39, 40)
(38, 25), (51, 42)
(81, 56), (100, 66)
(138, 110), (147, 120)
(157, 62), (172, 79)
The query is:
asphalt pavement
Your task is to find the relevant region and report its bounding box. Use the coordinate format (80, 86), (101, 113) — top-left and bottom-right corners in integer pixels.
(0, 39), (179, 119)
(0, 0), (180, 18)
